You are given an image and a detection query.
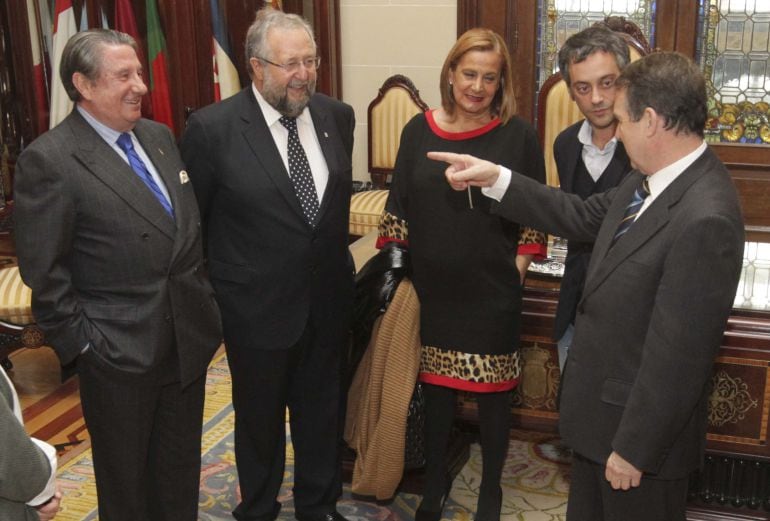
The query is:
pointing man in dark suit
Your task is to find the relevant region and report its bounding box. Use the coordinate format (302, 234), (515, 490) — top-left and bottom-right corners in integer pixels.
(553, 26), (633, 372)
(14, 29), (223, 521)
(180, 8), (355, 521)
(430, 52), (744, 521)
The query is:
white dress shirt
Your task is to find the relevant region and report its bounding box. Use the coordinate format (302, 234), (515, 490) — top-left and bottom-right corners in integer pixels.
(252, 84), (329, 203)
(484, 142), (709, 226)
(76, 105), (174, 207)
(577, 119), (619, 182)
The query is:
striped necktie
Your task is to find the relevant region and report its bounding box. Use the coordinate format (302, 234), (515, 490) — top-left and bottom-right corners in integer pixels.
(279, 116), (320, 226)
(611, 178), (650, 245)
(116, 133), (174, 219)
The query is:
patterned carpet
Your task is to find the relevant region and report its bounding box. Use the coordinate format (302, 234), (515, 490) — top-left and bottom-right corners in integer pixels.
(53, 353), (569, 520)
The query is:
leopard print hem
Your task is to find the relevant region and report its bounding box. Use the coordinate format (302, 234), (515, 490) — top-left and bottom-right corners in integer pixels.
(420, 345), (521, 383)
(378, 211), (408, 242)
(519, 226), (545, 246)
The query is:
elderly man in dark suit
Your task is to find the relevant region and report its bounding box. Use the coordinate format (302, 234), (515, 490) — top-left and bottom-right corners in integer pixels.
(553, 26), (633, 372)
(430, 52), (744, 521)
(14, 29), (222, 521)
(180, 8), (355, 521)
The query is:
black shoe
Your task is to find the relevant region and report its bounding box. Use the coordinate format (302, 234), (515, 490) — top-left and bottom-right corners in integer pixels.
(414, 502), (445, 521)
(415, 475), (452, 521)
(295, 512), (349, 521)
(474, 485), (502, 521)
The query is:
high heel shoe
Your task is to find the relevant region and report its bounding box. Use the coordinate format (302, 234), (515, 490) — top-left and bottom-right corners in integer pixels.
(415, 475), (452, 521)
(474, 485), (502, 521)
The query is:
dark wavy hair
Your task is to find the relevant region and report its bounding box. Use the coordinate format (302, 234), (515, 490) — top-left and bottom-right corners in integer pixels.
(615, 52), (707, 137)
(557, 25), (630, 86)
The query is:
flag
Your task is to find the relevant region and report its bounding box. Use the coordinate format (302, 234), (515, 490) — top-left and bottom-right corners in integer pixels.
(37, 0), (53, 62)
(115, 0), (152, 118)
(79, 2), (88, 31)
(100, 5), (109, 28)
(145, 0), (174, 132)
(49, 0), (76, 128)
(36, 0), (53, 111)
(210, 0), (240, 101)
(26, 0), (49, 133)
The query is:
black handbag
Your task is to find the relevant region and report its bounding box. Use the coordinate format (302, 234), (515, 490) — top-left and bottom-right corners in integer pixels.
(404, 382), (426, 469)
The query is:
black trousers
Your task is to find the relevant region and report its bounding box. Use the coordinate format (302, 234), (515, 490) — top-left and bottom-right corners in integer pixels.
(78, 349), (206, 521)
(228, 323), (344, 521)
(567, 452), (688, 521)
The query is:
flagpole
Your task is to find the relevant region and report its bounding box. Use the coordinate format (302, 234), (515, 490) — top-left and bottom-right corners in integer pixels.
(31, 0), (51, 115)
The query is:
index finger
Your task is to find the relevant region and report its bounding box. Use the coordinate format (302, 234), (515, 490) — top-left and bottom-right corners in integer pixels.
(427, 151), (464, 164)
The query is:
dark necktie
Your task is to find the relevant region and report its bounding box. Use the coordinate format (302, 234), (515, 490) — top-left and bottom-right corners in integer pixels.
(116, 133), (174, 218)
(611, 178), (650, 245)
(279, 116), (320, 226)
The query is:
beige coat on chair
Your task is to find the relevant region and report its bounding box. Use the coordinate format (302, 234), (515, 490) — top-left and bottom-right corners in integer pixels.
(344, 279), (421, 500)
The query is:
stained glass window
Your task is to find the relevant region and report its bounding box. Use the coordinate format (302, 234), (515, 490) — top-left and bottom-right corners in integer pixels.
(697, 1), (770, 144)
(537, 0), (656, 88)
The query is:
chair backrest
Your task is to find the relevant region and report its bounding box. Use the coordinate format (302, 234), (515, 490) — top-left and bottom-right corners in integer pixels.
(368, 74), (429, 189)
(537, 16), (652, 187)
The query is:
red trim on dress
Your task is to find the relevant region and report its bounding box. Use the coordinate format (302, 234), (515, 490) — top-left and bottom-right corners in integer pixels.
(517, 242), (547, 261)
(425, 110), (502, 141)
(376, 236), (408, 249)
(419, 373), (518, 393)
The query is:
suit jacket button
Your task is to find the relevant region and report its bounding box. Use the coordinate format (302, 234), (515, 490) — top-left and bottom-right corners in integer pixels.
(164, 314), (171, 322)
(141, 232), (150, 240)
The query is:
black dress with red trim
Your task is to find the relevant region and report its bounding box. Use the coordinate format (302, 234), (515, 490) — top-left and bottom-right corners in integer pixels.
(378, 110), (546, 393)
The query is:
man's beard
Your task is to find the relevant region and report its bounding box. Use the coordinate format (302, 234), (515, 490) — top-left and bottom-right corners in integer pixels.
(262, 71), (316, 118)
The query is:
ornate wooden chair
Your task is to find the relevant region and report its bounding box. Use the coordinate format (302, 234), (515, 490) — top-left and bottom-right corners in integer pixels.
(349, 75), (429, 239)
(537, 16), (652, 187)
(0, 145), (44, 370)
(0, 266), (44, 370)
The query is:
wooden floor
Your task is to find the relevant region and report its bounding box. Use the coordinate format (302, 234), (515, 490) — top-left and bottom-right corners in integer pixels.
(9, 346), (90, 456)
(0, 230), (88, 453)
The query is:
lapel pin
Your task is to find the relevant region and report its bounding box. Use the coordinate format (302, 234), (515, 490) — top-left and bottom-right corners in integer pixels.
(158, 148), (165, 156)
(179, 170), (189, 184)
(324, 132), (329, 138)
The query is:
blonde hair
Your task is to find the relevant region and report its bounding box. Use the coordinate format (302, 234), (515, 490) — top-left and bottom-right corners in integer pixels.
(439, 28), (517, 124)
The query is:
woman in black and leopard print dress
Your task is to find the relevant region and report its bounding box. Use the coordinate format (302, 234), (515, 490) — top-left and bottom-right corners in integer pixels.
(377, 29), (546, 521)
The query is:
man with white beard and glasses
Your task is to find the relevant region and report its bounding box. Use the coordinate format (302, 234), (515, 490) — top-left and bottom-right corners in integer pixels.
(180, 7), (355, 521)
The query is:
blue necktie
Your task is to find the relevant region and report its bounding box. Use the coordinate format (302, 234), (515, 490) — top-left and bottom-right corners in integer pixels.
(611, 178), (650, 245)
(116, 133), (174, 219)
(279, 116), (320, 226)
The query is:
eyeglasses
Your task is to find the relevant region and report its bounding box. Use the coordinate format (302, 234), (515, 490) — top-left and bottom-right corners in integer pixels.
(258, 56), (321, 74)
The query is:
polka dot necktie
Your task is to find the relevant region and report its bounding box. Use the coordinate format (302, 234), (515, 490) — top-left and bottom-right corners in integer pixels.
(279, 116), (320, 227)
(611, 178), (650, 246)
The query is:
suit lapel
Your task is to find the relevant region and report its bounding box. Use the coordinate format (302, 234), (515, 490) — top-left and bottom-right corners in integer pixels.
(67, 112), (176, 240)
(581, 150), (712, 300)
(134, 121), (182, 222)
(239, 91), (308, 224)
(560, 125), (584, 192)
(309, 98), (342, 225)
